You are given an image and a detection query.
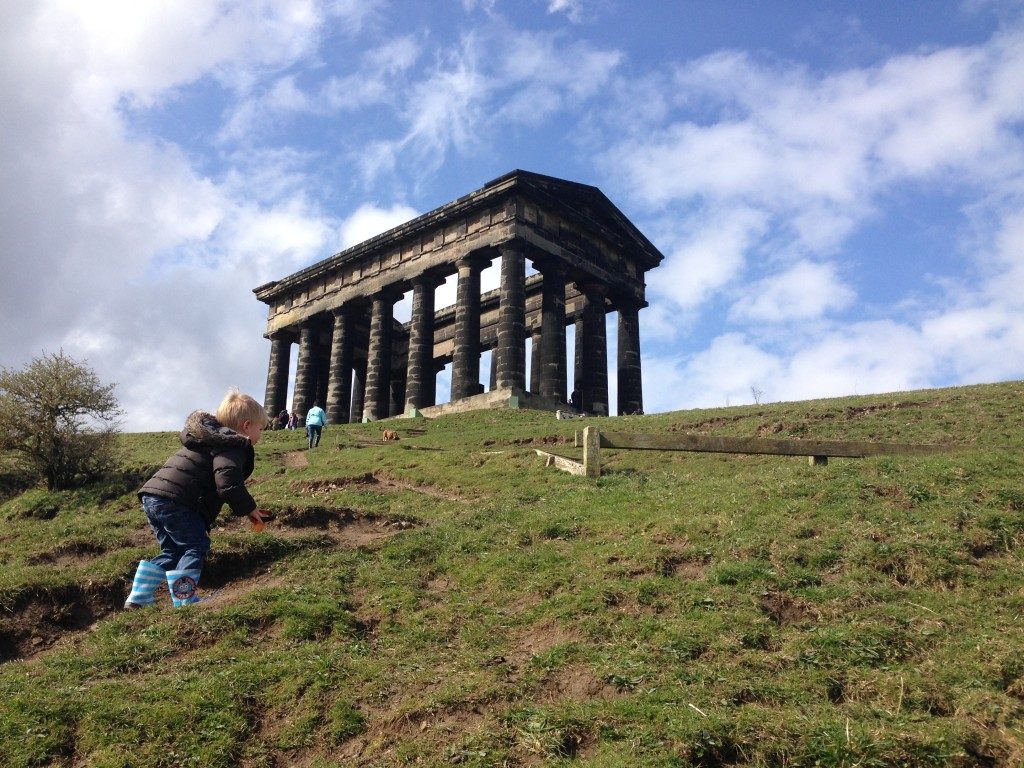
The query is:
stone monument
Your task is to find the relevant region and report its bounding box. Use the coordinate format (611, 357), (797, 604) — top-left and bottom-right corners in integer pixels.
(254, 170), (663, 422)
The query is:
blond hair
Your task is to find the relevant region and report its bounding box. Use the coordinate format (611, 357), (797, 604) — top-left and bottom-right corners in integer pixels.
(216, 387), (266, 431)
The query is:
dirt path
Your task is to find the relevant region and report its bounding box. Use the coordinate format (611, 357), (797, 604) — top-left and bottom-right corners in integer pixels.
(197, 574), (287, 609)
(295, 471), (475, 503)
(282, 450), (309, 469)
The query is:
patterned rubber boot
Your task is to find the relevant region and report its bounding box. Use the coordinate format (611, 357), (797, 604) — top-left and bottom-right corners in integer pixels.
(124, 560), (164, 609)
(166, 569), (203, 607)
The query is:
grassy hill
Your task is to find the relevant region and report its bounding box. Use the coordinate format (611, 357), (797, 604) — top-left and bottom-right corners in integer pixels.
(0, 381), (1022, 767)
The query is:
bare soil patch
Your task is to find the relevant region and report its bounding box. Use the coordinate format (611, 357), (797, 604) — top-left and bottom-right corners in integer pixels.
(268, 514), (411, 549)
(196, 574), (287, 610)
(483, 435), (573, 448)
(0, 581), (123, 663)
(509, 618), (582, 666)
(667, 414), (746, 434)
(293, 471), (473, 503)
(536, 663), (621, 704)
(28, 540), (108, 567)
(759, 590), (819, 626)
(331, 700), (497, 767)
(282, 451), (309, 469)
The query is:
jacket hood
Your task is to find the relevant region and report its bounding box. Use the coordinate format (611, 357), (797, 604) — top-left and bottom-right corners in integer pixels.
(180, 411), (251, 451)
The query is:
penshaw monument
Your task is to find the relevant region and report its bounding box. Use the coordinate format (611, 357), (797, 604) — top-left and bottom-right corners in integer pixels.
(254, 170), (664, 423)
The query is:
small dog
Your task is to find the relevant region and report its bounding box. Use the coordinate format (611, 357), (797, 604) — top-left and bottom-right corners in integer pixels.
(381, 429), (400, 442)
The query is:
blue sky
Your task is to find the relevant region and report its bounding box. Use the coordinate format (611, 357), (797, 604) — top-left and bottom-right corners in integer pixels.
(1, 0), (1022, 430)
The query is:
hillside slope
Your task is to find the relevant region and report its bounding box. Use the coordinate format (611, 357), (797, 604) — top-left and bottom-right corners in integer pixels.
(1, 382), (1022, 767)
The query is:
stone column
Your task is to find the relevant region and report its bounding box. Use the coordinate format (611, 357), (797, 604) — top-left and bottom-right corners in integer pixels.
(315, 341), (330, 410)
(617, 301), (643, 415)
(363, 290), (400, 421)
(405, 275), (442, 413)
(350, 359), (367, 424)
(573, 316), (584, 403)
(326, 308), (354, 425)
(579, 284), (609, 416)
(489, 350), (498, 391)
(291, 321), (319, 418)
(450, 253), (489, 400)
(390, 344), (408, 417)
(529, 327), (542, 394)
(494, 243), (526, 390)
(263, 332), (292, 420)
(537, 260), (568, 403)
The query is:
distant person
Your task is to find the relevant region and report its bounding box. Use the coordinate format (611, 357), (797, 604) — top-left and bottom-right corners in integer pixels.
(124, 388), (274, 609)
(288, 412), (299, 430)
(305, 401), (327, 449)
(277, 409), (289, 430)
(570, 389), (581, 412)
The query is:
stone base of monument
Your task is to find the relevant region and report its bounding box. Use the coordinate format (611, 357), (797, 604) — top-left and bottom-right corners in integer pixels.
(407, 388), (568, 419)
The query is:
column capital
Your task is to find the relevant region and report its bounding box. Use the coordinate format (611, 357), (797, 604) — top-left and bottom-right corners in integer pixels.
(298, 316), (323, 330)
(412, 270), (447, 290)
(609, 292), (647, 312)
(265, 328), (297, 342)
(531, 255), (569, 278)
(576, 281), (609, 300)
(455, 250), (493, 271)
(497, 240), (526, 256)
(373, 286), (405, 305)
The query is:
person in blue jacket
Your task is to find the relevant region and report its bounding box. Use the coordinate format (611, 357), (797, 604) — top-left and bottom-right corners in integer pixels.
(305, 401), (327, 448)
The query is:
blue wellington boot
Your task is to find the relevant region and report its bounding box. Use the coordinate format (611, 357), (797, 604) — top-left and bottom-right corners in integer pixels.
(124, 560), (164, 609)
(166, 569), (203, 607)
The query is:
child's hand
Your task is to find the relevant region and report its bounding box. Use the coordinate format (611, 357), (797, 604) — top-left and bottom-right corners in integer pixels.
(250, 509), (274, 532)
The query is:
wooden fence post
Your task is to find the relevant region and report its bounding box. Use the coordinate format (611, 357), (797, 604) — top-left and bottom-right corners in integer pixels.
(583, 426), (601, 478)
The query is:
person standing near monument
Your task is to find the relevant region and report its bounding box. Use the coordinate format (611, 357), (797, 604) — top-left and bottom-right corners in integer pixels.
(305, 401), (326, 448)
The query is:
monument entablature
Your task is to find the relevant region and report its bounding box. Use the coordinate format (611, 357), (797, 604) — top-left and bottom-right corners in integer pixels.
(254, 170), (663, 423)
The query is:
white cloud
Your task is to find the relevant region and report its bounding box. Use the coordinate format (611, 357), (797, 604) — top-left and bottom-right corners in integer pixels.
(921, 305), (1024, 383)
(0, 0), (352, 430)
(547, 0), (586, 23)
(649, 205), (767, 310)
(978, 206), (1024, 308)
(644, 320), (936, 413)
(340, 203), (419, 249)
(220, 34), (422, 142)
(400, 50), (490, 168)
(645, 333), (781, 411)
(641, 294), (1024, 414)
(730, 260), (856, 323)
(611, 30), (1024, 242)
(31, 0), (346, 107)
(354, 25), (622, 182)
(603, 24), (1024, 412)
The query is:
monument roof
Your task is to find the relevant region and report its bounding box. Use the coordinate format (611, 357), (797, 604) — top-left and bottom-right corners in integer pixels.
(254, 170), (663, 300)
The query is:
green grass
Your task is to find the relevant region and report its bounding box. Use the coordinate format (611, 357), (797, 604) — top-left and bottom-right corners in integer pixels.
(1, 381), (1022, 767)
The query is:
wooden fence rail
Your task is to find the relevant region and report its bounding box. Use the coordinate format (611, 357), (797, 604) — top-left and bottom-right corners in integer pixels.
(536, 427), (947, 478)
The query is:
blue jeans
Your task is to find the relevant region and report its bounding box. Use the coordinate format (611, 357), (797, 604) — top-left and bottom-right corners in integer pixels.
(306, 424), (322, 447)
(141, 494), (210, 573)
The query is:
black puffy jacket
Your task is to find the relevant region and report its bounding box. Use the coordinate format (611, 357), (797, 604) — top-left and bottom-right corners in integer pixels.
(138, 411), (257, 528)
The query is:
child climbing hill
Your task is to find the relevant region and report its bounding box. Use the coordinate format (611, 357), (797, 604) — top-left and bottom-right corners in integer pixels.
(125, 388), (274, 608)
